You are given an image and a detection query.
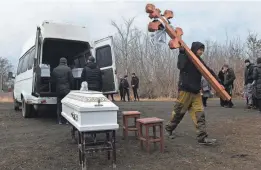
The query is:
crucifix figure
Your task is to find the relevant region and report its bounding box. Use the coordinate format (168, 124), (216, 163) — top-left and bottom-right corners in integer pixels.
(145, 4), (231, 145)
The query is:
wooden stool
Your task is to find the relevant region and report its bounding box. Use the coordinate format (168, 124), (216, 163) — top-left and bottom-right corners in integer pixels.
(136, 117), (164, 153)
(122, 111), (141, 139)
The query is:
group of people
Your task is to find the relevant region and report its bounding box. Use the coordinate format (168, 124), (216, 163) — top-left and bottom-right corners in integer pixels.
(51, 56), (103, 124)
(50, 38), (261, 147)
(51, 56), (141, 124)
(164, 40), (261, 146)
(242, 58), (261, 112)
(200, 57), (261, 113)
(118, 74), (140, 102)
(201, 64), (236, 108)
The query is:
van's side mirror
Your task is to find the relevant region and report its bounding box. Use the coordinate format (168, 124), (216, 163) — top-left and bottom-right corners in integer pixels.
(12, 74), (16, 79)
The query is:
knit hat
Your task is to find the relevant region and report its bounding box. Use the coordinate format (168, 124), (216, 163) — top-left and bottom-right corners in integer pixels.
(59, 57), (67, 64)
(88, 56), (95, 62)
(245, 59), (250, 63)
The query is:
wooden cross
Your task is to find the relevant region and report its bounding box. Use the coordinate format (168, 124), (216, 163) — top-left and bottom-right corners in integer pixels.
(145, 4), (231, 101)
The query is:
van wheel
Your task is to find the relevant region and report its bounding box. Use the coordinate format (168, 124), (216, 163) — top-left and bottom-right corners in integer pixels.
(14, 100), (20, 111)
(22, 99), (32, 118)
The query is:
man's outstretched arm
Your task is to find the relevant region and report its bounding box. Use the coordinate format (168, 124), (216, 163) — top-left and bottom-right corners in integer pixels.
(177, 48), (189, 70)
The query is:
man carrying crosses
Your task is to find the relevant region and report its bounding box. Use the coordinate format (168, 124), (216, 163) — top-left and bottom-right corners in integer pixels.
(165, 42), (220, 145)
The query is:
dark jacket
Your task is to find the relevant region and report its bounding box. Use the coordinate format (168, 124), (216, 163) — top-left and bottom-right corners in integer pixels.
(81, 62), (103, 91)
(119, 78), (124, 90)
(224, 68), (236, 88)
(177, 41), (219, 94)
(123, 78), (129, 89)
(131, 76), (139, 89)
(51, 62), (74, 95)
(245, 63), (254, 85)
(253, 64), (261, 99)
(218, 70), (225, 85)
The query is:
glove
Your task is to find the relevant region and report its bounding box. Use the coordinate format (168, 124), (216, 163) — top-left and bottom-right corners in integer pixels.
(179, 47), (185, 54)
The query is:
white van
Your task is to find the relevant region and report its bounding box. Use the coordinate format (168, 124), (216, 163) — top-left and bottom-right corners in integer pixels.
(13, 21), (118, 118)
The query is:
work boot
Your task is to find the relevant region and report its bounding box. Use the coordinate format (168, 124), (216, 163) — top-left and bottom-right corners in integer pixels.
(165, 126), (175, 139)
(198, 137), (217, 145)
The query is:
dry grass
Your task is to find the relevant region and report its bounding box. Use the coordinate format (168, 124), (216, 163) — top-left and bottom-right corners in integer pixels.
(0, 92), (13, 103)
(0, 97), (13, 103)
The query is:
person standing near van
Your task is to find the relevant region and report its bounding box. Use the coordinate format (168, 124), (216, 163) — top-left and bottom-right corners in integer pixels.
(119, 76), (124, 101)
(123, 75), (130, 102)
(81, 56), (103, 91)
(131, 73), (140, 101)
(51, 58), (74, 124)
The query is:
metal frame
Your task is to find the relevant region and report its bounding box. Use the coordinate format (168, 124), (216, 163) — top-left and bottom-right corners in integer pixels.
(71, 126), (116, 170)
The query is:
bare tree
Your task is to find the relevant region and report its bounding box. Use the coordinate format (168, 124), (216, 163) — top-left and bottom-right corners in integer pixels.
(111, 17), (136, 76)
(246, 32), (261, 61)
(0, 57), (13, 91)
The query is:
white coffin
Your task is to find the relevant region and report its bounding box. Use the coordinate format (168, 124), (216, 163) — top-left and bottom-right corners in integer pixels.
(40, 64), (51, 77)
(61, 90), (119, 132)
(72, 68), (83, 78)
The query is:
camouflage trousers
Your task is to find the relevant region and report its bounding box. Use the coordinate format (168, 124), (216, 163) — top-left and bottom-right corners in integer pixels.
(244, 83), (253, 105)
(165, 91), (207, 141)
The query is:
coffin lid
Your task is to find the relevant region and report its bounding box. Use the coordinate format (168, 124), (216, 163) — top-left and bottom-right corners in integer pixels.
(61, 90), (119, 112)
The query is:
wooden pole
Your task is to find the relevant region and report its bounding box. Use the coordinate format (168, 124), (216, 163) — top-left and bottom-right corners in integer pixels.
(145, 4), (231, 101)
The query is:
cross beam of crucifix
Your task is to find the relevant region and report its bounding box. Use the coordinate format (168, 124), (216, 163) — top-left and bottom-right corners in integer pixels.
(145, 4), (231, 101)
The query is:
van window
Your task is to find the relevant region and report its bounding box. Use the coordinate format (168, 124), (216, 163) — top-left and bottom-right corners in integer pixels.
(21, 53), (29, 73)
(17, 59), (23, 75)
(28, 48), (35, 70)
(96, 45), (112, 68)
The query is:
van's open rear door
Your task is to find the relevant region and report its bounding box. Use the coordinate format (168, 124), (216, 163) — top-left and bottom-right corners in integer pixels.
(31, 27), (42, 97)
(94, 36), (118, 94)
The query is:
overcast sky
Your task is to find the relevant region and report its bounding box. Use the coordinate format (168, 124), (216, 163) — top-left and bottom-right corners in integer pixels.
(1, 0), (261, 69)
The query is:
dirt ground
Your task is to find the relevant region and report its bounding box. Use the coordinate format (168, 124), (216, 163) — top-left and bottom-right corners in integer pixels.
(1, 99), (261, 170)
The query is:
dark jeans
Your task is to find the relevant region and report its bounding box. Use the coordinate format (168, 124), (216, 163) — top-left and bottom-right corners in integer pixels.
(123, 88), (130, 101)
(253, 97), (258, 108)
(202, 97), (208, 107)
(106, 94), (115, 101)
(132, 88), (139, 101)
(224, 87), (234, 107)
(220, 98), (225, 107)
(57, 94), (67, 123)
(119, 88), (124, 100)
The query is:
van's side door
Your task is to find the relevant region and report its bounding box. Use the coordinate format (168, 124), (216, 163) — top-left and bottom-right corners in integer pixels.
(93, 36), (118, 94)
(31, 27), (42, 97)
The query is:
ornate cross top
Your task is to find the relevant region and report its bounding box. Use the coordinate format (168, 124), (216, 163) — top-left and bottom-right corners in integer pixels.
(146, 4), (183, 49)
(145, 4), (231, 101)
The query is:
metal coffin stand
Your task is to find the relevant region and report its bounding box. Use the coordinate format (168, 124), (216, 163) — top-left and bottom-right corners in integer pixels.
(62, 91), (119, 170)
(75, 129), (117, 170)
